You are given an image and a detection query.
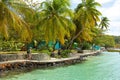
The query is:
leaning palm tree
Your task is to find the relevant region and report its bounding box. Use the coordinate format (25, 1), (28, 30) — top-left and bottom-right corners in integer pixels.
(67, 0), (102, 48)
(37, 0), (76, 44)
(0, 0), (32, 42)
(99, 17), (110, 30)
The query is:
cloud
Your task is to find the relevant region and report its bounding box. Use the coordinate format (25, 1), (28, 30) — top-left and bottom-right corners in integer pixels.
(105, 21), (120, 36)
(70, 0), (81, 9)
(70, 0), (81, 4)
(98, 0), (120, 35)
(33, 0), (45, 3)
(96, 0), (113, 4)
(102, 0), (120, 20)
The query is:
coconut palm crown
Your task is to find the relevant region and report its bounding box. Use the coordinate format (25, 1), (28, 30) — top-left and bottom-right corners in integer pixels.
(37, 0), (76, 44)
(99, 17), (110, 30)
(0, 0), (32, 42)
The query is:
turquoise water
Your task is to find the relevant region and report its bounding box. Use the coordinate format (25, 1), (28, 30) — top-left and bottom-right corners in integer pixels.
(1, 52), (120, 80)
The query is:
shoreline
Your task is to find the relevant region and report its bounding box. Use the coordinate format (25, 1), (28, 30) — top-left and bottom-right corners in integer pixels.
(0, 50), (101, 76)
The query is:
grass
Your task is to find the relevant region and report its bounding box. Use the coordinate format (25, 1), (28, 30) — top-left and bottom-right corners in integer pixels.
(107, 50), (120, 52)
(0, 49), (50, 54)
(0, 51), (26, 54)
(31, 49), (51, 55)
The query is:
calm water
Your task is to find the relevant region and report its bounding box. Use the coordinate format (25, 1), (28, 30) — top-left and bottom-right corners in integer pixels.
(1, 52), (120, 80)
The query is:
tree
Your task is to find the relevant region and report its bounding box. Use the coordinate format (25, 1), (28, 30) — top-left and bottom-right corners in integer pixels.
(0, 0), (32, 42)
(99, 17), (110, 30)
(114, 36), (120, 44)
(113, 36), (120, 48)
(36, 0), (76, 44)
(93, 35), (115, 48)
(67, 0), (102, 48)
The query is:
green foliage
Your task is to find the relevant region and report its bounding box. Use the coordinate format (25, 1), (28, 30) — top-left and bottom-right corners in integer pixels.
(94, 35), (115, 48)
(32, 49), (51, 55)
(99, 17), (110, 30)
(0, 0), (32, 42)
(114, 36), (120, 44)
(36, 0), (76, 44)
(111, 36), (120, 48)
(81, 42), (91, 50)
(107, 50), (120, 52)
(67, 0), (102, 49)
(0, 0), (111, 53)
(61, 50), (71, 58)
(115, 44), (120, 48)
(0, 41), (24, 51)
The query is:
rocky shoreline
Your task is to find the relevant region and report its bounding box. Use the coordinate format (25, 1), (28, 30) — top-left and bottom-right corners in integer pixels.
(0, 51), (101, 77)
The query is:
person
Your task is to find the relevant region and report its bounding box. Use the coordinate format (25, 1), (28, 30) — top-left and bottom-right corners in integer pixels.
(27, 47), (32, 59)
(50, 50), (55, 57)
(33, 40), (37, 50)
(58, 49), (61, 55)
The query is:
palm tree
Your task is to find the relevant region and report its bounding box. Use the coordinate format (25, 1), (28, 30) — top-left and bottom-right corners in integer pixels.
(36, 0), (76, 44)
(99, 17), (109, 30)
(67, 0), (102, 48)
(0, 0), (32, 42)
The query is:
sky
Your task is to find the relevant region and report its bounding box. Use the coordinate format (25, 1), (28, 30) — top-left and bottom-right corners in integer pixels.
(35, 0), (120, 36)
(71, 0), (120, 36)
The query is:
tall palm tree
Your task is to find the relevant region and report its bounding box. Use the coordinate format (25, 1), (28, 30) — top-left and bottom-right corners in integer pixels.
(67, 0), (102, 48)
(0, 0), (32, 42)
(37, 0), (76, 44)
(99, 17), (109, 30)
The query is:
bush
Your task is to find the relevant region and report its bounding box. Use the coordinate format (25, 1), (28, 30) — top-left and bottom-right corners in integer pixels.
(61, 50), (71, 58)
(81, 42), (91, 50)
(0, 41), (24, 51)
(32, 49), (51, 56)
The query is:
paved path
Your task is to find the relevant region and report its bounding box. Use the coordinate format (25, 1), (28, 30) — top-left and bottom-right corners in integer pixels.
(0, 51), (100, 65)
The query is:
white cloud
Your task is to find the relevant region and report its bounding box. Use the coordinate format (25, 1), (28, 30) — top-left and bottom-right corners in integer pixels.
(33, 0), (45, 3)
(96, 0), (113, 4)
(98, 0), (120, 35)
(105, 21), (120, 36)
(102, 0), (120, 21)
(70, 0), (81, 4)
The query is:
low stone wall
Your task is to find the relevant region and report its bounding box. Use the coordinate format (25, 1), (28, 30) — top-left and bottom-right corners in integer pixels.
(0, 53), (50, 62)
(0, 53), (25, 62)
(0, 57), (86, 76)
(0, 51), (101, 77)
(32, 54), (50, 60)
(78, 50), (94, 53)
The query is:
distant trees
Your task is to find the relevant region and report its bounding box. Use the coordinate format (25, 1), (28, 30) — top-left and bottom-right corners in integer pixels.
(113, 36), (120, 48)
(93, 35), (115, 48)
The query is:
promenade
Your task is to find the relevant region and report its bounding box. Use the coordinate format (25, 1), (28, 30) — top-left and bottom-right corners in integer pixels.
(0, 51), (101, 76)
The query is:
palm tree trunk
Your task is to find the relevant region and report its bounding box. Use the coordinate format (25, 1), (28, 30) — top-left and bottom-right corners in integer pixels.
(67, 27), (84, 49)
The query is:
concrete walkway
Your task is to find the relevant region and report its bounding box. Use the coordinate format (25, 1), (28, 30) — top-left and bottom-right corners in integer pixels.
(0, 51), (100, 65)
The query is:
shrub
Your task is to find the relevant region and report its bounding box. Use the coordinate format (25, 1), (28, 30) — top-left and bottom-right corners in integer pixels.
(81, 42), (91, 50)
(0, 41), (24, 51)
(61, 50), (71, 58)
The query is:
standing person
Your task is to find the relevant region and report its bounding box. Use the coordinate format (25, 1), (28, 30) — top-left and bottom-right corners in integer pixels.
(58, 49), (61, 55)
(27, 47), (32, 59)
(33, 40), (37, 50)
(50, 50), (55, 57)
